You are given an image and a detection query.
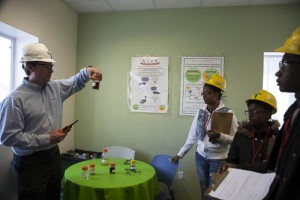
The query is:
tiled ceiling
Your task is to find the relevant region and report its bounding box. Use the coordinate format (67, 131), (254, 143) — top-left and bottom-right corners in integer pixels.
(63, 0), (300, 13)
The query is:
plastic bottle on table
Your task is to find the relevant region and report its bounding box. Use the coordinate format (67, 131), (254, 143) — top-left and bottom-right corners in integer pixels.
(89, 163), (96, 175)
(109, 162), (116, 174)
(130, 160), (136, 170)
(101, 148), (109, 166)
(81, 166), (89, 179)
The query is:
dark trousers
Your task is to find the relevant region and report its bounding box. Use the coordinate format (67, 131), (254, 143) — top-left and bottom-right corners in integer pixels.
(12, 145), (62, 200)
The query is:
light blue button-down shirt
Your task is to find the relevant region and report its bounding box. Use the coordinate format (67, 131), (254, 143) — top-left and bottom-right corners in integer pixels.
(0, 68), (90, 156)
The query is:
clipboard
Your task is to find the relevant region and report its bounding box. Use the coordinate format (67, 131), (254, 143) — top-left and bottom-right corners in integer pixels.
(203, 170), (229, 199)
(205, 168), (277, 200)
(211, 112), (233, 135)
(211, 170), (230, 191)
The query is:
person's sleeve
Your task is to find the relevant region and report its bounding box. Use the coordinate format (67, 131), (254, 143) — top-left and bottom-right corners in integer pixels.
(0, 97), (49, 147)
(177, 112), (199, 158)
(58, 67), (91, 101)
(226, 133), (240, 164)
(218, 111), (238, 144)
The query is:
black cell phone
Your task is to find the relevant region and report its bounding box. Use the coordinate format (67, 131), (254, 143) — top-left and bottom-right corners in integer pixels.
(62, 120), (79, 132)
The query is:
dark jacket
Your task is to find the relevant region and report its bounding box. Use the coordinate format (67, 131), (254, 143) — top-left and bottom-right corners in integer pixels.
(227, 120), (279, 173)
(267, 101), (300, 200)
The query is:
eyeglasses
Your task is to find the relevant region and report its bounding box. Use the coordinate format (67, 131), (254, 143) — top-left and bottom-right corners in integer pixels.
(35, 62), (54, 70)
(279, 60), (300, 70)
(201, 91), (215, 96)
(245, 110), (267, 116)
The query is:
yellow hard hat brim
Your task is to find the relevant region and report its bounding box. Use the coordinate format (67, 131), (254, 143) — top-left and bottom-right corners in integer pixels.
(275, 46), (300, 56)
(274, 27), (300, 56)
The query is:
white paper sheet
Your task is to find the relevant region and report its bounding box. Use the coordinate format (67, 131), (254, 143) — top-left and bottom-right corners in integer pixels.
(209, 168), (276, 200)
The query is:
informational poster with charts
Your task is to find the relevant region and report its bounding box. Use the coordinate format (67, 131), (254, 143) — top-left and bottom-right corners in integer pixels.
(180, 57), (224, 115)
(129, 56), (168, 113)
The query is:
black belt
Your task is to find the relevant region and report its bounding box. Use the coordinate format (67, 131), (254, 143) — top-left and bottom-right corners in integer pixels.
(33, 145), (59, 156)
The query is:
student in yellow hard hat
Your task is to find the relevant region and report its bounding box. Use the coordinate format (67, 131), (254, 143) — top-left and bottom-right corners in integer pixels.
(266, 26), (300, 200)
(219, 90), (280, 173)
(171, 73), (238, 197)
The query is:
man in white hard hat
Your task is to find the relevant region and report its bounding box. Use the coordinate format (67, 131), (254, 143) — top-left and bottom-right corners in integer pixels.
(0, 43), (102, 200)
(266, 27), (300, 199)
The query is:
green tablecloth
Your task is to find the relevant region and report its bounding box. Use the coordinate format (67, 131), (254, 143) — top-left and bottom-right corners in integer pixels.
(62, 158), (159, 200)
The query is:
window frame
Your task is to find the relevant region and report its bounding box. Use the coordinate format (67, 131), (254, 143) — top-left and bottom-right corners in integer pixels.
(0, 33), (14, 101)
(0, 21), (38, 102)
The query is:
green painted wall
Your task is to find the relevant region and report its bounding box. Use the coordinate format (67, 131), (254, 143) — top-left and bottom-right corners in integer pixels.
(75, 4), (300, 200)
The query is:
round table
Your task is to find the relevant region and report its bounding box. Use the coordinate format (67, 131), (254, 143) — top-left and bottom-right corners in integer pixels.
(62, 158), (159, 200)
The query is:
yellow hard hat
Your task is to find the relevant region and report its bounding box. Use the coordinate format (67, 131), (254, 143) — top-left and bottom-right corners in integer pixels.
(204, 73), (226, 91)
(275, 26), (300, 56)
(246, 90), (277, 114)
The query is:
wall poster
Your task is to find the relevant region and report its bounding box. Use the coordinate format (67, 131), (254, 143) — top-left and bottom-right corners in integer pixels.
(129, 56), (169, 113)
(180, 57), (224, 115)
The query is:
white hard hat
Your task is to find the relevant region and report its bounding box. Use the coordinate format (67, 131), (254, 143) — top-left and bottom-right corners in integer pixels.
(20, 43), (56, 63)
